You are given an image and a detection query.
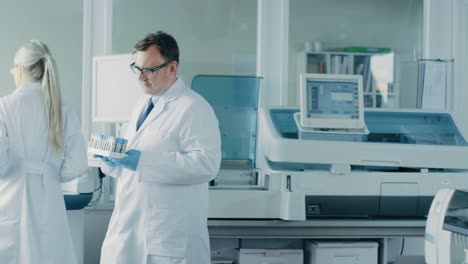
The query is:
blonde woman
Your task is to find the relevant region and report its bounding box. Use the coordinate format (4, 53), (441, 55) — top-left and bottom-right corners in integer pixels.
(0, 40), (87, 264)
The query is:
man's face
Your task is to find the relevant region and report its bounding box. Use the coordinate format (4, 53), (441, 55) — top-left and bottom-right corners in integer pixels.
(134, 44), (176, 95)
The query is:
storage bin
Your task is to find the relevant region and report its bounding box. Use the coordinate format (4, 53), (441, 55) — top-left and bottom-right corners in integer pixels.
(305, 241), (378, 264)
(235, 248), (303, 264)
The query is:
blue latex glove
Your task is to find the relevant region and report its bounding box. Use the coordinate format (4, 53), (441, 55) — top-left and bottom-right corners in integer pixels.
(116, 149), (141, 171)
(93, 154), (118, 168)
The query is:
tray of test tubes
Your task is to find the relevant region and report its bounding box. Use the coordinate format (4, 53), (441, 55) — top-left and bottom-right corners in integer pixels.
(88, 133), (128, 158)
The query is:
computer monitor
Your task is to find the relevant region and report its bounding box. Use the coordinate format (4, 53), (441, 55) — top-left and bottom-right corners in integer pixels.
(300, 73), (365, 130)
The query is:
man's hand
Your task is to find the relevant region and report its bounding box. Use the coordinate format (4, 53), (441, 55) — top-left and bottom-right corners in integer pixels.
(93, 154), (118, 168)
(117, 149), (141, 171)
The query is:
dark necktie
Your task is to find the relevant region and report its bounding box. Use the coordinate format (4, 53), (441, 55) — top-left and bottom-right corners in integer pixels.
(136, 98), (154, 131)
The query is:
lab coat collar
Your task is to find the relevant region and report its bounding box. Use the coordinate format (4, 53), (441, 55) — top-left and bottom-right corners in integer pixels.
(156, 77), (185, 104)
(132, 77), (186, 136)
(146, 77), (184, 106)
(14, 82), (42, 94)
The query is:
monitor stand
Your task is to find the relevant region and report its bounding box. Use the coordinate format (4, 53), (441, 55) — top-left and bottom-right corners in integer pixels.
(293, 112), (368, 141)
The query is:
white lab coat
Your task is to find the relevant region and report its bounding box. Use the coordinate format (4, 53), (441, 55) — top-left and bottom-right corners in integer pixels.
(0, 83), (88, 264)
(100, 78), (221, 264)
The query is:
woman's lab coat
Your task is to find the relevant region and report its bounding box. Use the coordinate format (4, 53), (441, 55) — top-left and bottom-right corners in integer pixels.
(100, 78), (221, 264)
(0, 84), (88, 264)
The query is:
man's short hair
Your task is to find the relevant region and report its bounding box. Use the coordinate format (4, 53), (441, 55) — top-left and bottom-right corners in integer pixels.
(134, 31), (179, 63)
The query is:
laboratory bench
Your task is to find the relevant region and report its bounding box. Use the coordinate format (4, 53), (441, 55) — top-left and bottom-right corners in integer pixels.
(208, 219), (426, 264)
(208, 219), (425, 238)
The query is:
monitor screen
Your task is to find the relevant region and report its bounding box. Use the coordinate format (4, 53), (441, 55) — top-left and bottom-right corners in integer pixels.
(306, 79), (360, 120)
(300, 74), (364, 129)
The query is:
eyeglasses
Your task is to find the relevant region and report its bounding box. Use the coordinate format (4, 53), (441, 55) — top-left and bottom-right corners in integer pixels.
(130, 61), (172, 78)
(9, 64), (16, 75)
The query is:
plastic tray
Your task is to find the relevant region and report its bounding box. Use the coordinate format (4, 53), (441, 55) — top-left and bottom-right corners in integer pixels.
(88, 148), (126, 158)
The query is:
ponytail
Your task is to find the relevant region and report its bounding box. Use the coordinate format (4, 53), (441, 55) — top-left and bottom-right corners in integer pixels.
(15, 40), (63, 153)
(42, 53), (63, 153)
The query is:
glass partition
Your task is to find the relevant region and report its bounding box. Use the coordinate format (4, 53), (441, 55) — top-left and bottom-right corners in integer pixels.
(289, 0), (424, 109)
(192, 75), (262, 188)
(0, 1), (83, 115)
(192, 75), (261, 167)
(112, 0), (257, 86)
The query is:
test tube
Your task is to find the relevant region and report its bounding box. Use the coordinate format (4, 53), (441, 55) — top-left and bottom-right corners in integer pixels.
(121, 139), (128, 153)
(97, 134), (102, 149)
(89, 134), (93, 148)
(106, 136), (112, 151)
(93, 134), (97, 148)
(102, 135), (106, 150)
(115, 138), (122, 153)
(104, 136), (109, 151)
(99, 135), (105, 150)
(111, 136), (116, 151)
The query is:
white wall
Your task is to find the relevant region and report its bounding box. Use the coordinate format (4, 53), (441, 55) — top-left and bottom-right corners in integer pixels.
(0, 1), (83, 116)
(288, 0), (423, 107)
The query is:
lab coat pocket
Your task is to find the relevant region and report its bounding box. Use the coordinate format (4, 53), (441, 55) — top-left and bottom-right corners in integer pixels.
(0, 137), (9, 176)
(146, 208), (188, 258)
(0, 221), (18, 261)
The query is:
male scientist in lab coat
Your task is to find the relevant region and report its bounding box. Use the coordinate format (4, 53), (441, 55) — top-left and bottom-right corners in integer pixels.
(97, 31), (221, 264)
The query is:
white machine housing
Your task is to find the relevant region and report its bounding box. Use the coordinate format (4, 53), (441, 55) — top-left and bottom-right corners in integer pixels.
(190, 75), (468, 221)
(425, 188), (468, 264)
(210, 107), (468, 220)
